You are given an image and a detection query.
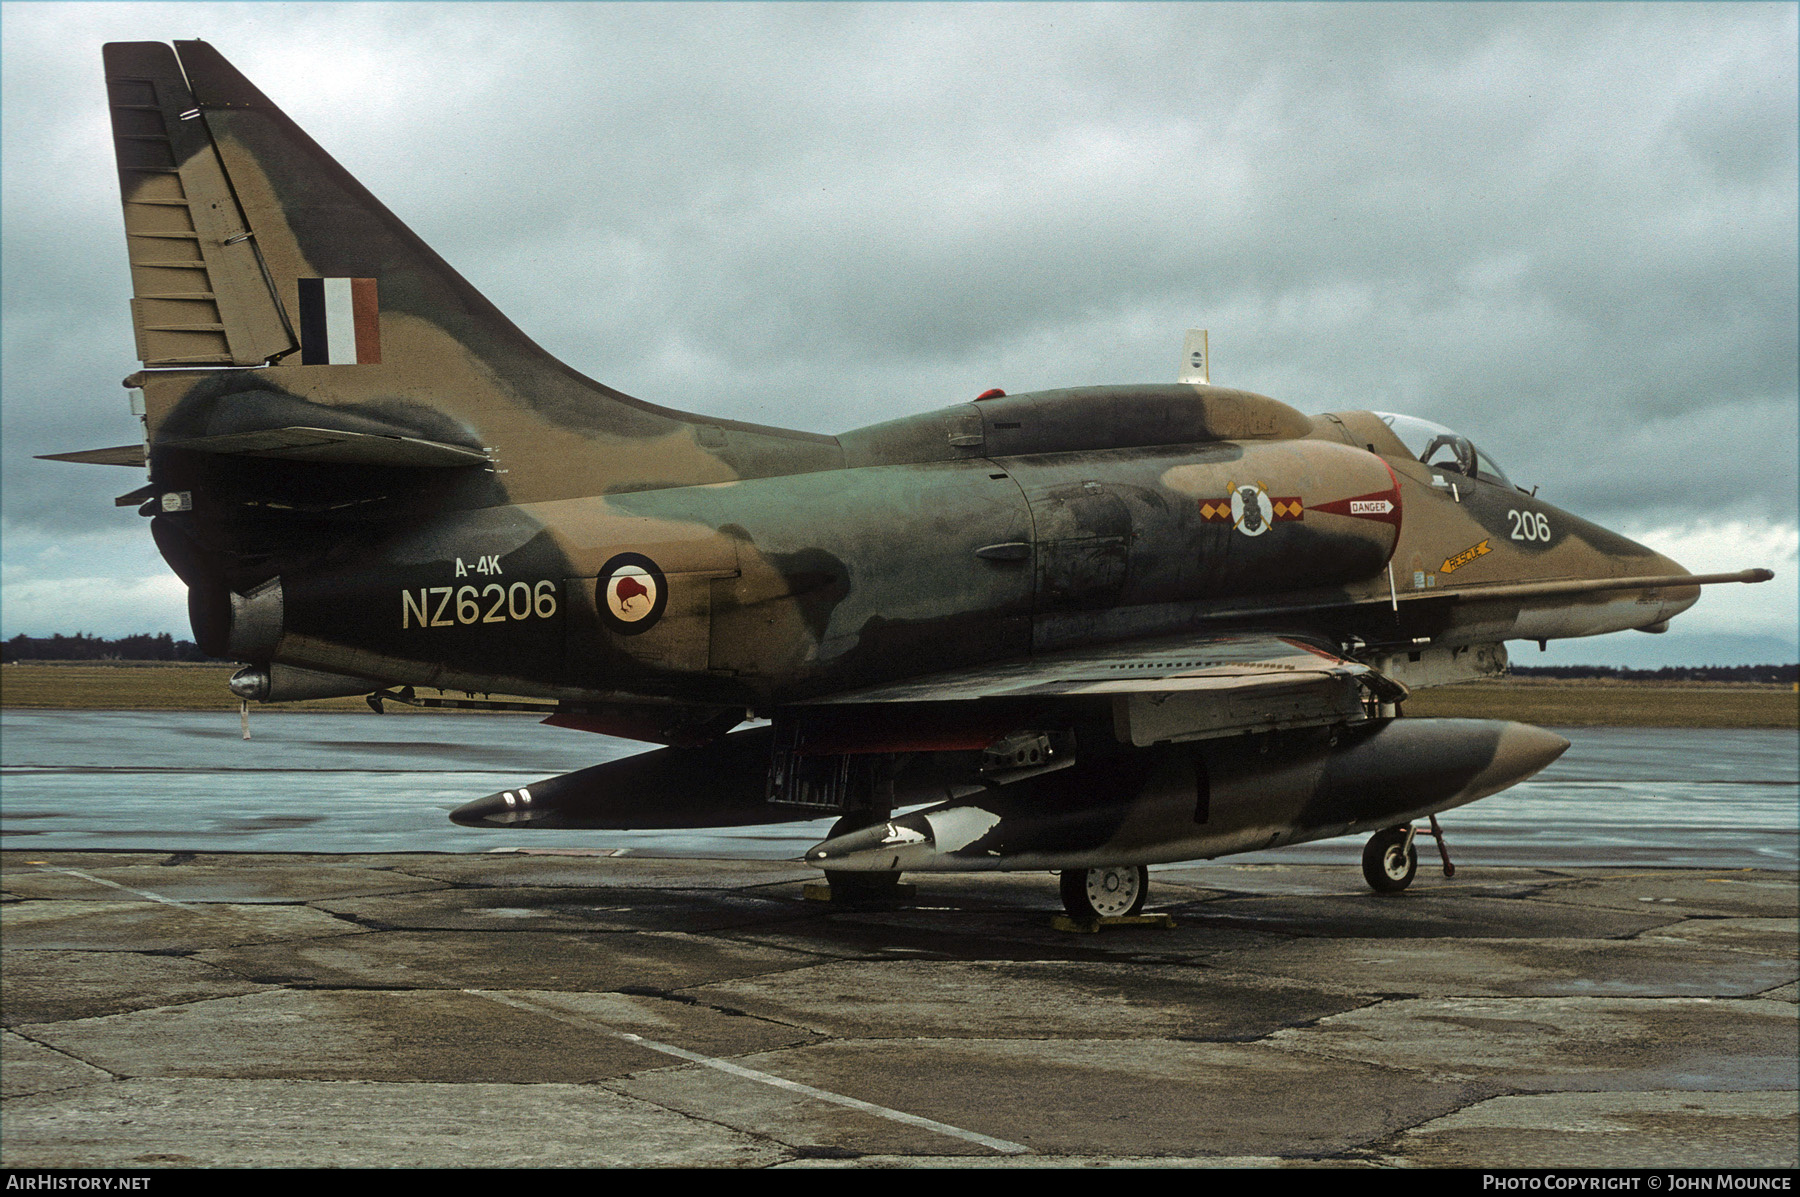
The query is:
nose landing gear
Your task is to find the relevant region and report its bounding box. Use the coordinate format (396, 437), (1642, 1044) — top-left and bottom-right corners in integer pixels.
(1362, 827), (1418, 892)
(1362, 814), (1456, 893)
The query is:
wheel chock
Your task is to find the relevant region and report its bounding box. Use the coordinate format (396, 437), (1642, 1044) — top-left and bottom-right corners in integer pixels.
(803, 881), (917, 904)
(1051, 912), (1177, 934)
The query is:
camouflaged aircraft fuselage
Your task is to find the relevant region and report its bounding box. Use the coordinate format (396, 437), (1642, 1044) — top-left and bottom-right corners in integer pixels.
(140, 368), (1708, 721)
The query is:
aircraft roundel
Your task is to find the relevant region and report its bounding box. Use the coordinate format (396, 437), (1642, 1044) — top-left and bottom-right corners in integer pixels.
(597, 553), (668, 635)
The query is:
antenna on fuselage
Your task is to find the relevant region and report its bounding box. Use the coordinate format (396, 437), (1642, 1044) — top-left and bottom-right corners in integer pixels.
(1179, 329), (1209, 384)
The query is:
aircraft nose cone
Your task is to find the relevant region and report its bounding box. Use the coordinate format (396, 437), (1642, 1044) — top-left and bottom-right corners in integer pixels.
(1649, 549), (1691, 578)
(1636, 547), (1702, 625)
(1475, 722), (1571, 797)
(1620, 547), (1699, 630)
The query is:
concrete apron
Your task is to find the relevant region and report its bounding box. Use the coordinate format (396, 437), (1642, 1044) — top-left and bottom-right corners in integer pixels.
(1, 851), (1794, 1167)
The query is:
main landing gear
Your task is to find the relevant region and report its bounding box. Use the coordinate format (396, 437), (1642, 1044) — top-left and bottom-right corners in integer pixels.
(1361, 815), (1456, 894)
(818, 811), (905, 904)
(1059, 865), (1149, 919)
(1362, 827), (1417, 892)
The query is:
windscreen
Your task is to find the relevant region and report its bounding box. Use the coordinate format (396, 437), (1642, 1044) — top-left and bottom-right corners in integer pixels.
(1374, 412), (1513, 487)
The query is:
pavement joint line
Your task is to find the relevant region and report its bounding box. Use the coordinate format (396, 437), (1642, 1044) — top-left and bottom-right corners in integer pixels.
(35, 866), (197, 909)
(466, 988), (1033, 1156)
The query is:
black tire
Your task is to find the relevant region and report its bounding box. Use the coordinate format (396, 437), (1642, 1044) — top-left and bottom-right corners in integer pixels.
(822, 869), (901, 902)
(1362, 827), (1417, 893)
(1060, 865), (1149, 919)
(822, 812), (902, 903)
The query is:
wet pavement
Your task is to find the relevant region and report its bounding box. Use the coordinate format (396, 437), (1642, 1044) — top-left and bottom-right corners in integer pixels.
(3, 714), (1796, 869)
(2, 851), (1793, 1167)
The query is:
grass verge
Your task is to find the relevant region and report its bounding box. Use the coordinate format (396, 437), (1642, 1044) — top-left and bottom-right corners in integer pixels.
(4, 662), (1794, 728)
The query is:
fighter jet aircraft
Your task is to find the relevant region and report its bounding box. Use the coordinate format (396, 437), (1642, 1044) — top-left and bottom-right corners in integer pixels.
(55, 42), (1772, 917)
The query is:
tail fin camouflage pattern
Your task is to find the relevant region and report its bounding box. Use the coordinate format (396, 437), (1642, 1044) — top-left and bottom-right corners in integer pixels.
(105, 40), (838, 503)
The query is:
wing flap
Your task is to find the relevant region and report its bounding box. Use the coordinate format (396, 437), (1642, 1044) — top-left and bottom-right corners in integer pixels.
(801, 633), (1383, 703)
(1111, 673), (1366, 745)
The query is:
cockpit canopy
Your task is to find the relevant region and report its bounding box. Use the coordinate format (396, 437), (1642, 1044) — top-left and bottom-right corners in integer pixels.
(1375, 412), (1514, 487)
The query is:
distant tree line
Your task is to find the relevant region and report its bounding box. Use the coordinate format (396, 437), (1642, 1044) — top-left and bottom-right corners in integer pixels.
(2, 633), (213, 663)
(1511, 664), (1798, 684)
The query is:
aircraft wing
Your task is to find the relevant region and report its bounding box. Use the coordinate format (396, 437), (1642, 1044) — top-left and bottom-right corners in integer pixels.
(796, 631), (1402, 746)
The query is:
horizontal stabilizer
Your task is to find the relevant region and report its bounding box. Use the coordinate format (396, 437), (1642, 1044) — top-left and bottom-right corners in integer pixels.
(49, 429), (486, 468)
(37, 445), (148, 467)
(157, 425), (490, 467)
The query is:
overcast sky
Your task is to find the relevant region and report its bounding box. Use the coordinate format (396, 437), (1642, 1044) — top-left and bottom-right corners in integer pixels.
(2, 2), (1794, 663)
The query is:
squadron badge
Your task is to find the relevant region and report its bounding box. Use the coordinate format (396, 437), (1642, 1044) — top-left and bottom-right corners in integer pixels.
(1199, 481), (1303, 537)
(597, 553), (668, 635)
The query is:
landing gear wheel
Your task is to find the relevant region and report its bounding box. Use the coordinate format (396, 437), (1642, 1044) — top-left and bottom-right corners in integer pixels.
(1060, 865), (1149, 919)
(1362, 827), (1418, 893)
(822, 870), (901, 902)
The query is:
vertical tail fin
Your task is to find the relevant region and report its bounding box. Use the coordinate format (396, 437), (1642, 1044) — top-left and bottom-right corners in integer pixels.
(103, 41), (839, 503)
